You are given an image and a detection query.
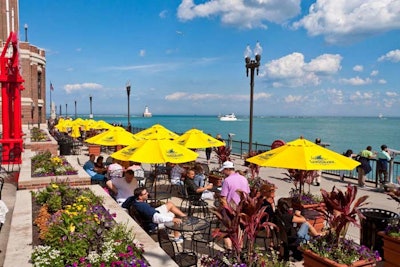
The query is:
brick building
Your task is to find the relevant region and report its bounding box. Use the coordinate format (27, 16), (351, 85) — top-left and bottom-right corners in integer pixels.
(0, 0), (46, 126)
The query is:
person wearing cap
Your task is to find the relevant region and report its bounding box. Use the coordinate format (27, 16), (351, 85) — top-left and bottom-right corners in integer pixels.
(219, 161), (250, 206)
(219, 161), (250, 250)
(377, 145), (391, 185)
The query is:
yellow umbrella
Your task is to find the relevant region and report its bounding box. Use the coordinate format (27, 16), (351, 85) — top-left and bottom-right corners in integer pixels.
(85, 126), (138, 146)
(175, 128), (225, 149)
(134, 124), (179, 140)
(82, 119), (97, 131)
(246, 137), (360, 171)
(71, 125), (81, 138)
(73, 118), (85, 126)
(92, 120), (113, 130)
(110, 138), (198, 164)
(55, 119), (74, 133)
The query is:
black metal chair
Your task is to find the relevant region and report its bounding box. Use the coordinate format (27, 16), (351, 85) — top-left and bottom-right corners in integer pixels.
(180, 188), (209, 218)
(191, 213), (217, 256)
(0, 177), (4, 200)
(7, 146), (22, 173)
(158, 228), (197, 267)
(128, 204), (158, 236)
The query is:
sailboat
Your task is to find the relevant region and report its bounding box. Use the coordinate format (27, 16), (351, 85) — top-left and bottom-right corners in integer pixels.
(143, 106), (152, 117)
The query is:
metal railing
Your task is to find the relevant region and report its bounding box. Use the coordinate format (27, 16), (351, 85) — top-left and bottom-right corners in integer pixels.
(131, 126), (400, 185)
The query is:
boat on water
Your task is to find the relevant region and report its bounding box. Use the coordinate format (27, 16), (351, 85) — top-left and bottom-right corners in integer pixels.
(143, 106), (152, 117)
(219, 113), (237, 121)
(378, 113), (383, 119)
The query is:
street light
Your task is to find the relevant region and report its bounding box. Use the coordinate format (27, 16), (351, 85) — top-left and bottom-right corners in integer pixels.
(89, 95), (93, 119)
(244, 41), (262, 154)
(74, 100), (77, 119)
(126, 81), (131, 132)
(65, 103), (68, 117)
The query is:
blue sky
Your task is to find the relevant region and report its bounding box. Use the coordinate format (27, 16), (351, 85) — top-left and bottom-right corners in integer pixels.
(20, 0), (400, 117)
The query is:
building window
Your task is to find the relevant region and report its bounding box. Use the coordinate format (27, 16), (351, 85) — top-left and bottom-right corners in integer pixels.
(37, 71), (42, 99)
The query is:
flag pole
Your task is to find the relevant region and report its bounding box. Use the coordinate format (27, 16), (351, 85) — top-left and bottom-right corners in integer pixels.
(49, 81), (52, 116)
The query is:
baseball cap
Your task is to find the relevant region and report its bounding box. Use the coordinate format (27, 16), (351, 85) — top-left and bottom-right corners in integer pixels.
(219, 161), (234, 171)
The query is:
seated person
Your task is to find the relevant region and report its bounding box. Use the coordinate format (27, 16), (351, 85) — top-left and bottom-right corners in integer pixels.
(193, 163), (206, 187)
(94, 156), (107, 175)
(106, 169), (138, 205)
(129, 186), (186, 242)
(260, 183), (320, 242)
(83, 154), (106, 183)
(184, 169), (213, 201)
(170, 163), (185, 186)
(127, 161), (145, 184)
(107, 158), (124, 180)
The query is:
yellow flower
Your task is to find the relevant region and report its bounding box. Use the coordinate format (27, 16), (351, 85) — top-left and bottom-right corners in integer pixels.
(69, 224), (75, 233)
(51, 183), (59, 189)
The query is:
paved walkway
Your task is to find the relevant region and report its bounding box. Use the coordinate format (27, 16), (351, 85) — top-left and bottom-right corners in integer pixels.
(0, 144), (397, 266)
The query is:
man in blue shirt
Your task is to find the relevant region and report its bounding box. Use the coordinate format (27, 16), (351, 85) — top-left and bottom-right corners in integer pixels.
(130, 186), (186, 242)
(377, 145), (391, 184)
(83, 154), (106, 184)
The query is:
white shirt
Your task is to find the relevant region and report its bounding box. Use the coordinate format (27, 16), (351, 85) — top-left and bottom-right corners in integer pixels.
(112, 177), (138, 203)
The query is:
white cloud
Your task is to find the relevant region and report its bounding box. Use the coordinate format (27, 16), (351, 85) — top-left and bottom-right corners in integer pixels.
(139, 49), (146, 57)
(66, 67), (74, 72)
(159, 10), (168, 18)
(164, 91), (271, 101)
(378, 79), (387, 84)
(263, 52), (341, 87)
(284, 94), (308, 103)
(340, 76), (372, 85)
(386, 91), (398, 97)
(64, 83), (103, 94)
(353, 65), (363, 72)
(76, 48), (82, 52)
(177, 0), (301, 29)
(326, 88), (344, 104)
(293, 0), (400, 44)
(370, 70), (379, 76)
(378, 49), (400, 62)
(349, 91), (374, 100)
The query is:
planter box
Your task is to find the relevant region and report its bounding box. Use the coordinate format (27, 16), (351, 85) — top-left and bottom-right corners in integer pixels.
(4, 185), (178, 267)
(88, 144), (101, 156)
(302, 249), (376, 267)
(378, 231), (400, 267)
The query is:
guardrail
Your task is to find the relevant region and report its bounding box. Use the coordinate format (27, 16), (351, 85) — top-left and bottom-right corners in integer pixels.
(131, 127), (399, 186)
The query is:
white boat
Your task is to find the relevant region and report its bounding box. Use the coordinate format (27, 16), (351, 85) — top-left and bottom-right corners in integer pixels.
(378, 113), (383, 119)
(143, 106), (152, 117)
(219, 113), (237, 121)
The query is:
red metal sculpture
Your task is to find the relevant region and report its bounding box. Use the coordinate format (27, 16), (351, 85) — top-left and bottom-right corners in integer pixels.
(0, 32), (24, 164)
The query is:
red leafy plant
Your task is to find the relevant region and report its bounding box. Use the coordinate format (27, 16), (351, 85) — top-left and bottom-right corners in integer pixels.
(320, 184), (369, 240)
(214, 145), (231, 165)
(301, 185), (380, 265)
(210, 191), (276, 266)
(285, 169), (319, 198)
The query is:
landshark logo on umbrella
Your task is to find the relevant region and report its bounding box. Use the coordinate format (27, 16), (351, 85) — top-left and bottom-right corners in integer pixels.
(166, 148), (183, 158)
(310, 155), (334, 165)
(121, 147), (136, 156)
(103, 136), (115, 142)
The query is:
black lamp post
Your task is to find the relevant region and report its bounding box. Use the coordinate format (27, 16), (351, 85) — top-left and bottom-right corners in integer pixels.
(59, 105), (62, 117)
(65, 103), (68, 117)
(74, 100), (77, 119)
(244, 42), (262, 154)
(89, 95), (93, 119)
(126, 81), (131, 132)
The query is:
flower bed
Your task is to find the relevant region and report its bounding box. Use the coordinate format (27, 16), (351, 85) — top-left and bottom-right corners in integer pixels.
(3, 185), (176, 266)
(31, 151), (78, 177)
(30, 127), (51, 142)
(31, 182), (148, 266)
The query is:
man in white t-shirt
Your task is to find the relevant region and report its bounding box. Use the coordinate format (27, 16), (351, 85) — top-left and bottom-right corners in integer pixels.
(106, 169), (138, 204)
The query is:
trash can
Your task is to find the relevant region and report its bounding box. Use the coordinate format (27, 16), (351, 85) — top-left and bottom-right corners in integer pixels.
(359, 208), (399, 256)
(59, 139), (72, 155)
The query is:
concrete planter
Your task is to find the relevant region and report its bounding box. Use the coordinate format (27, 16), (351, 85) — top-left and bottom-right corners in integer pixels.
(4, 185), (178, 266)
(18, 150), (91, 190)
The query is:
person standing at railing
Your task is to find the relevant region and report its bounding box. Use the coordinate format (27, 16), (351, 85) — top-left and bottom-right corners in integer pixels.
(377, 145), (391, 185)
(357, 146), (376, 188)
